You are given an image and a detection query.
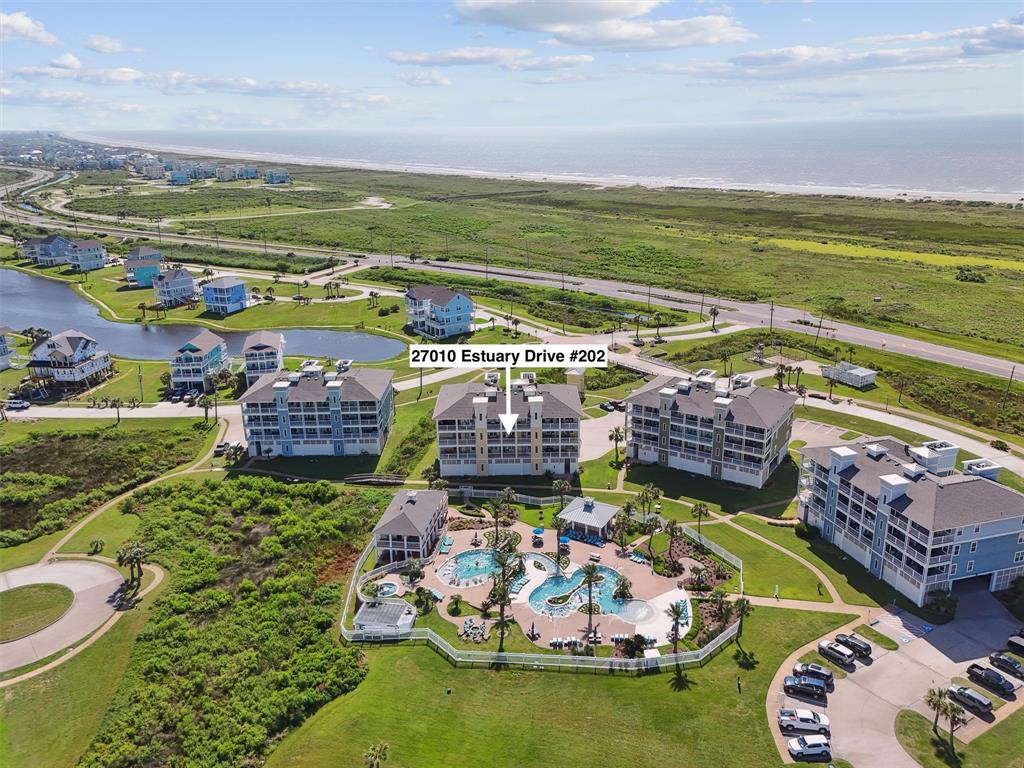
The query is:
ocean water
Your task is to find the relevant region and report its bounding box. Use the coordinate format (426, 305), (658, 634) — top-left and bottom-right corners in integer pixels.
(74, 115), (1022, 201)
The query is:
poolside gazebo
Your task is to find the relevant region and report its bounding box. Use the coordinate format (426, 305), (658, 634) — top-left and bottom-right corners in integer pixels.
(556, 497), (619, 541)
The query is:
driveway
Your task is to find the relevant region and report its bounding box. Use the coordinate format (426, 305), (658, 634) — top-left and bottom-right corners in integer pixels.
(0, 560), (125, 672)
(580, 410), (627, 463)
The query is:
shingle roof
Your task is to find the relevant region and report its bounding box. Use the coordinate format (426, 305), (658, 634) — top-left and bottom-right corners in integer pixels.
(238, 367), (394, 404)
(154, 268), (193, 284)
(407, 285), (469, 306)
(175, 329), (225, 356)
(433, 382), (584, 421)
(30, 329), (96, 357)
(627, 375), (795, 429)
(373, 490), (447, 537)
(801, 437), (1024, 530)
(72, 239), (105, 249)
(126, 246), (161, 259)
(242, 330), (284, 352)
(204, 276), (246, 289)
(24, 235), (68, 246)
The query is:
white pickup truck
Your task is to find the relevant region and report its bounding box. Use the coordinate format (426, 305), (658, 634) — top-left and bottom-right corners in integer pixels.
(777, 708), (831, 735)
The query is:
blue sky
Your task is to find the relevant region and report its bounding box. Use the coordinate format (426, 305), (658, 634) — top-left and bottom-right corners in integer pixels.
(2, 1), (1022, 130)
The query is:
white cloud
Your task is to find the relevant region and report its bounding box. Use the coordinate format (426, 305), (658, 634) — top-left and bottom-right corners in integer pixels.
(15, 65), (146, 85)
(453, 0), (754, 51)
(116, 103), (146, 112)
(85, 34), (141, 54)
(50, 52), (81, 69)
(155, 71), (336, 97)
(388, 46), (532, 66)
(4, 88), (100, 107)
(504, 54), (593, 70)
(397, 70), (452, 87)
(0, 10), (57, 45)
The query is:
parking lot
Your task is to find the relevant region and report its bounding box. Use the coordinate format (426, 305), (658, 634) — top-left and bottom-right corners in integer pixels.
(775, 580), (1023, 765)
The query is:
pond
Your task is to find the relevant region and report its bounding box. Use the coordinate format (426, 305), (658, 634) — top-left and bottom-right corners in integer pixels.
(0, 268), (406, 361)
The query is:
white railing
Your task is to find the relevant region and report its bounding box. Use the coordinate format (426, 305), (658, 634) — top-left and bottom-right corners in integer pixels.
(681, 525), (744, 595)
(340, 541), (740, 675)
(454, 486), (566, 507)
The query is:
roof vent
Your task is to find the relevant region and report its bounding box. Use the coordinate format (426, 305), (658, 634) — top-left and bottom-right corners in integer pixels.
(865, 443), (888, 459)
(407, 491), (417, 502)
(485, 386), (499, 399)
(583, 496), (594, 508)
(287, 373), (300, 383)
(901, 462), (925, 480)
(675, 379), (692, 394)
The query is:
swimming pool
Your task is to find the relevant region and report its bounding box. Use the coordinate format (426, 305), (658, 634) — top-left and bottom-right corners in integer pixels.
(377, 582), (398, 597)
(527, 565), (640, 618)
(437, 548), (501, 587)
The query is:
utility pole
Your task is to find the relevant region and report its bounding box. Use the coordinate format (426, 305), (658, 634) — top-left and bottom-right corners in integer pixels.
(698, 292), (705, 321)
(137, 365), (143, 402)
(769, 301), (775, 333)
(214, 389), (219, 420)
(814, 313), (825, 345)
(523, 235), (530, 270)
(647, 282), (652, 312)
(1000, 365), (1016, 408)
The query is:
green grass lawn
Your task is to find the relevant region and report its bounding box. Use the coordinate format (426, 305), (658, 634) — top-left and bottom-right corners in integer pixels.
(578, 448), (622, 490)
(895, 709), (1024, 768)
(624, 458), (798, 514)
(0, 529), (65, 572)
(796, 649), (847, 679)
(855, 623), (900, 651)
(698, 522), (830, 602)
(266, 606), (855, 768)
(60, 504), (140, 557)
(0, 584), (74, 642)
(0, 577), (167, 768)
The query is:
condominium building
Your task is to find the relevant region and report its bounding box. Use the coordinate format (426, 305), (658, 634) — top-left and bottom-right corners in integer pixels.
(238, 362), (395, 458)
(202, 276), (248, 315)
(0, 326), (16, 371)
(141, 163), (166, 180)
(67, 240), (107, 272)
(22, 235), (74, 266)
(265, 168), (291, 184)
(124, 246), (163, 287)
(372, 490), (449, 564)
(404, 285), (475, 340)
(433, 375), (583, 477)
(821, 360), (878, 389)
(799, 437), (1024, 607)
(242, 331), (285, 386)
(169, 170), (191, 186)
(153, 268), (197, 307)
(626, 373), (796, 489)
(169, 330), (230, 392)
(28, 329), (113, 387)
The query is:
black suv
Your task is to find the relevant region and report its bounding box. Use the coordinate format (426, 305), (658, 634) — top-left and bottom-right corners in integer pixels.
(989, 652), (1024, 679)
(793, 662), (835, 686)
(836, 633), (872, 658)
(783, 675), (828, 699)
(967, 663), (1015, 697)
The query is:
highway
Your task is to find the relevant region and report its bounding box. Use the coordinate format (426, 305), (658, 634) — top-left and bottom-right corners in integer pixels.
(2, 165), (1019, 380)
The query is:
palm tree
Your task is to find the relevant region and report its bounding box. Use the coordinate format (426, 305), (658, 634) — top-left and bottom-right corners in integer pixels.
(490, 574), (512, 652)
(692, 503), (711, 548)
(733, 597), (753, 639)
(633, 313), (642, 341)
(774, 364), (787, 390)
(449, 593), (464, 615)
(552, 478), (571, 510)
(197, 394), (213, 421)
(581, 563), (600, 643)
(653, 311), (662, 340)
(111, 397), (123, 424)
(511, 318), (520, 337)
(793, 365), (803, 387)
(709, 305), (720, 331)
(943, 699), (966, 754)
(608, 425), (624, 466)
(363, 742), (389, 768)
(614, 510), (631, 554)
(116, 540), (148, 583)
(137, 302), (147, 319)
(925, 687), (947, 733)
(664, 520), (681, 567)
(495, 486), (517, 547)
(406, 558), (423, 583)
(553, 517), (568, 576)
(644, 517), (659, 559)
(665, 601), (685, 653)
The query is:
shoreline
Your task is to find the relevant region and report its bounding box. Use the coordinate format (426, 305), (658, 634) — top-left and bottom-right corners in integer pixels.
(64, 131), (1022, 204)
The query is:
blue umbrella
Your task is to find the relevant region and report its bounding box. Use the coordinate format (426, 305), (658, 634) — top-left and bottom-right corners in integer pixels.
(559, 536), (570, 544)
(532, 528), (544, 535)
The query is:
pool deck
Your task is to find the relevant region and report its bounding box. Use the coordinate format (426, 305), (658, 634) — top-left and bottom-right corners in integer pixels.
(419, 520), (692, 650)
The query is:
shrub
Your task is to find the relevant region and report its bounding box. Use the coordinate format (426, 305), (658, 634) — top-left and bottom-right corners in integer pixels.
(795, 521), (819, 540)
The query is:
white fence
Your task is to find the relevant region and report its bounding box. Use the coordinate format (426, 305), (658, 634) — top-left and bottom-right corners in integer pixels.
(341, 542), (740, 675)
(681, 525), (744, 595)
(455, 486), (565, 507)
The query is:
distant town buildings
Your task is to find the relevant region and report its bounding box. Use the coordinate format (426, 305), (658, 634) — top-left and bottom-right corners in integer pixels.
(238, 362), (395, 458)
(799, 437), (1024, 607)
(202, 276), (248, 315)
(373, 490), (449, 564)
(141, 163), (166, 180)
(433, 374), (583, 477)
(405, 285), (475, 340)
(215, 164), (259, 181)
(28, 329), (113, 388)
(169, 330), (230, 393)
(264, 168), (291, 184)
(169, 170), (191, 186)
(153, 267), (196, 307)
(124, 246), (163, 287)
(822, 360), (878, 389)
(626, 373), (796, 489)
(242, 331), (285, 386)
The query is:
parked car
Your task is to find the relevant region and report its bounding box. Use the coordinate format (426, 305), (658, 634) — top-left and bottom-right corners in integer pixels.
(170, 391), (183, 403)
(4, 398), (28, 410)
(784, 675), (828, 699)
(947, 684), (993, 713)
(778, 708), (831, 735)
(989, 652), (1024, 679)
(966, 663), (1015, 697)
(818, 640), (856, 666)
(213, 442), (228, 456)
(1008, 636), (1024, 655)
(836, 633), (872, 658)
(611, 400), (625, 411)
(787, 734), (831, 760)
(793, 662), (835, 686)
(599, 401), (615, 411)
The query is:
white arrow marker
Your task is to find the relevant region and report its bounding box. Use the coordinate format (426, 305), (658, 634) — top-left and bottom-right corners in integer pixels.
(499, 365), (518, 435)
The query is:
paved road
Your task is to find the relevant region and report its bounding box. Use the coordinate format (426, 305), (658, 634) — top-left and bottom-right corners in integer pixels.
(0, 560), (125, 672)
(3, 165), (1019, 380)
